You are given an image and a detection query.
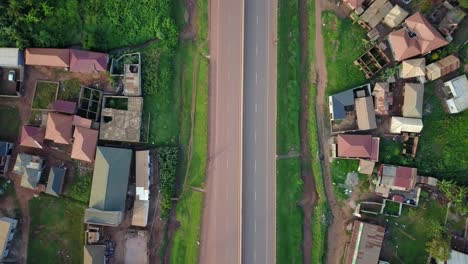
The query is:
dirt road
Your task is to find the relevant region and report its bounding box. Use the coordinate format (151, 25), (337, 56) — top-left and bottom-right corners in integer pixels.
(314, 0), (348, 263)
(199, 0), (244, 263)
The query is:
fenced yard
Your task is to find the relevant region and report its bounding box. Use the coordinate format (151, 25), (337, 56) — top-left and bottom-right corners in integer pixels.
(32, 81), (59, 110)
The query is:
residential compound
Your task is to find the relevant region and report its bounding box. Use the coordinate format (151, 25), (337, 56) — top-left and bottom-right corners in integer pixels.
(344, 220), (385, 264)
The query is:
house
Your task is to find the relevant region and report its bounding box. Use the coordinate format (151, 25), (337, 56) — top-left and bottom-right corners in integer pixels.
(25, 48), (70, 68)
(444, 75), (468, 114)
(100, 96), (143, 142)
(69, 49), (108, 73)
(359, 0), (393, 29)
(344, 221), (385, 264)
(447, 250), (468, 264)
(401, 58), (426, 81)
(84, 147), (132, 226)
(388, 12), (448, 61)
(372, 82), (392, 116)
(83, 245), (106, 264)
(13, 154), (44, 190)
(329, 84), (376, 133)
(19, 126), (44, 149)
(72, 115), (93, 128)
(71, 127), (98, 163)
(45, 166), (66, 197)
(377, 164), (417, 191)
(132, 150), (151, 227)
(390, 116), (423, 133)
(402, 83), (424, 118)
(0, 141), (14, 175)
(343, 0), (364, 11)
(45, 112), (73, 144)
(426, 55), (460, 81)
(0, 217), (18, 261)
(383, 5), (409, 28)
(53, 100), (77, 114)
(336, 134), (380, 161)
(0, 48), (24, 68)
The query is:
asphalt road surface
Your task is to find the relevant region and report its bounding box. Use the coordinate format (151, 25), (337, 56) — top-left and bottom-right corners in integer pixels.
(199, 0), (244, 263)
(242, 0), (277, 263)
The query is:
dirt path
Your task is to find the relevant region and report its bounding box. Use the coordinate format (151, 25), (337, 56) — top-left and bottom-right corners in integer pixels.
(298, 0), (319, 263)
(314, 0), (349, 263)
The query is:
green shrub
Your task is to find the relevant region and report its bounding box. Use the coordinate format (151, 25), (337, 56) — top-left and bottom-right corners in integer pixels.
(157, 147), (179, 218)
(66, 173), (92, 204)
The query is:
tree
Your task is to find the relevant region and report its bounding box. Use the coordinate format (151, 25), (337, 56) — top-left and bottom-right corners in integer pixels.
(426, 236), (451, 262)
(459, 0), (468, 9)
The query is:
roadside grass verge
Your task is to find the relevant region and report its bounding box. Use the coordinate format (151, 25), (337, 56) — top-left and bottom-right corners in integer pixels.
(277, 0), (303, 262)
(307, 1), (328, 262)
(384, 199), (447, 263)
(0, 106), (20, 142)
(379, 81), (468, 185)
(277, 0), (301, 155)
(277, 158), (303, 263)
(28, 195), (85, 264)
(170, 0), (209, 263)
(322, 11), (367, 96)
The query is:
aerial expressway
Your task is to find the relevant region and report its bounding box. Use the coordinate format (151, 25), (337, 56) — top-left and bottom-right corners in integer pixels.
(200, 0), (276, 263)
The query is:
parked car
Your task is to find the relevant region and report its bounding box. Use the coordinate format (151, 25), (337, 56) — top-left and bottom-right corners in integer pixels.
(8, 70), (15, 82)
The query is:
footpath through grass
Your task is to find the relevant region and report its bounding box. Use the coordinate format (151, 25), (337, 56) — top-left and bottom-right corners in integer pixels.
(277, 0), (304, 263)
(28, 196), (85, 264)
(170, 0), (209, 263)
(307, 2), (328, 262)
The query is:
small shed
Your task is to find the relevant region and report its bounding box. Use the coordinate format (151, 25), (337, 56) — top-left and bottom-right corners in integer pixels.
(426, 55), (460, 81)
(390, 117), (423, 133)
(0, 48), (24, 67)
(84, 245), (106, 264)
(45, 167), (66, 197)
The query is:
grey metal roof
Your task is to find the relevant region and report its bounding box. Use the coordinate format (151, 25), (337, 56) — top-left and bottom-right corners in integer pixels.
(331, 89), (355, 119)
(0, 48), (24, 67)
(0, 141), (11, 156)
(89, 146), (132, 211)
(84, 208), (123, 226)
(45, 167), (66, 197)
(84, 245), (106, 264)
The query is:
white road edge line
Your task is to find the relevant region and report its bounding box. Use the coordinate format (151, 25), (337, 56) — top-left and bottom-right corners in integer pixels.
(254, 160), (257, 172)
(254, 191), (257, 201)
(255, 72), (258, 84)
(257, 15), (259, 25)
(255, 104), (258, 113)
(254, 131), (257, 142)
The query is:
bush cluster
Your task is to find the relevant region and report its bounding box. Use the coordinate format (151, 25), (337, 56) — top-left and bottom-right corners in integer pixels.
(157, 147), (179, 218)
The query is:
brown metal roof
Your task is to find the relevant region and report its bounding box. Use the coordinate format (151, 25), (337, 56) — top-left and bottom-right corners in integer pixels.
(71, 127), (98, 163)
(337, 134), (373, 159)
(69, 49), (108, 73)
(25, 48), (70, 68)
(355, 97), (377, 130)
(402, 83), (424, 118)
(345, 221), (385, 264)
(20, 126), (44, 149)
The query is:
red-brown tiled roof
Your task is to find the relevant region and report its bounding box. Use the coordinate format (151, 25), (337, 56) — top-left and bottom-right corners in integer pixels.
(25, 48), (70, 67)
(72, 115), (92, 128)
(53, 100), (77, 114)
(45, 113), (73, 144)
(388, 12), (448, 61)
(345, 221), (385, 264)
(394, 166), (415, 189)
(20, 126), (44, 149)
(343, 0), (364, 10)
(69, 49), (108, 73)
(337, 134), (373, 159)
(71, 127), (98, 162)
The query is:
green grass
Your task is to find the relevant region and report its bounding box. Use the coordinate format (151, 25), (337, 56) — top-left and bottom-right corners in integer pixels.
(308, 1), (328, 262)
(58, 79), (81, 102)
(385, 199), (447, 263)
(65, 172), (92, 204)
(330, 159), (359, 201)
(170, 190), (204, 264)
(379, 82), (468, 185)
(32, 81), (58, 110)
(28, 195), (85, 264)
(0, 106), (20, 141)
(277, 0), (301, 154)
(322, 12), (367, 96)
(169, 0), (209, 262)
(277, 159), (303, 263)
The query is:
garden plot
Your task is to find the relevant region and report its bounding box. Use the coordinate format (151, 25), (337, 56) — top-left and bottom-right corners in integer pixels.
(31, 81), (59, 110)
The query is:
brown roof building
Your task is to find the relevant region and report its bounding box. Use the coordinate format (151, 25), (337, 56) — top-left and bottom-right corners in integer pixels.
(45, 113), (73, 144)
(378, 164), (417, 190)
(402, 83), (424, 118)
(71, 127), (98, 163)
(426, 55), (460, 81)
(25, 48), (70, 68)
(343, 0), (364, 10)
(345, 221), (385, 264)
(20, 126), (44, 149)
(69, 49), (108, 73)
(372, 82), (392, 115)
(388, 12), (448, 61)
(336, 134), (380, 161)
(53, 100), (77, 114)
